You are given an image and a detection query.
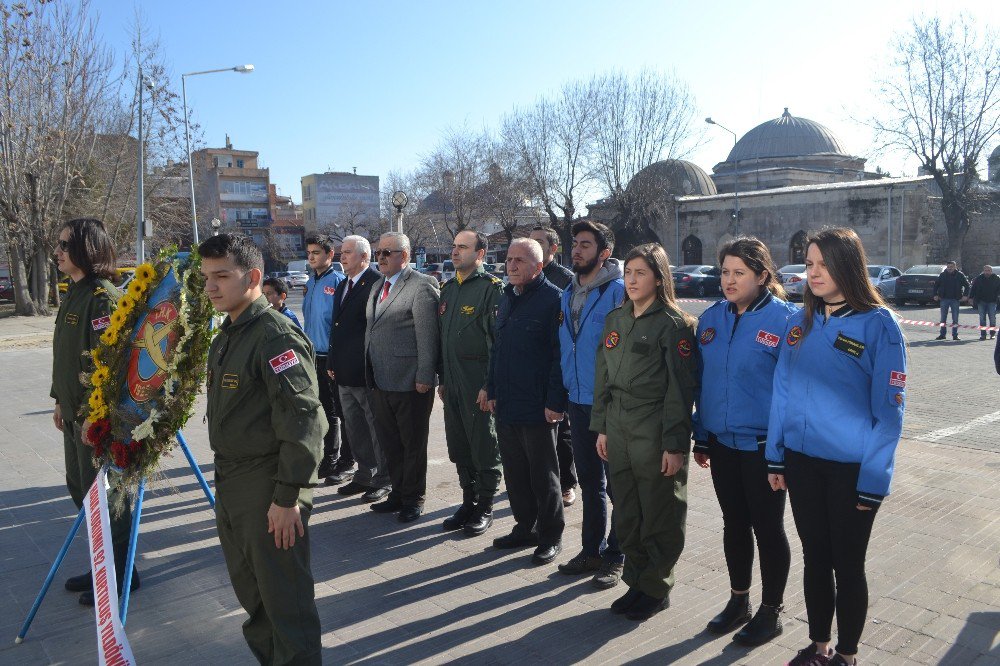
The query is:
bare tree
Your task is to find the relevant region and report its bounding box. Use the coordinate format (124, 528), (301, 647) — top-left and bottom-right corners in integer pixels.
(870, 15), (1000, 265)
(417, 129), (487, 238)
(381, 168), (444, 256)
(478, 139), (533, 246)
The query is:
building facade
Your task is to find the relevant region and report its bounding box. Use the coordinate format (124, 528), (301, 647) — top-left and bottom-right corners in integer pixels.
(193, 137), (272, 245)
(300, 171), (380, 237)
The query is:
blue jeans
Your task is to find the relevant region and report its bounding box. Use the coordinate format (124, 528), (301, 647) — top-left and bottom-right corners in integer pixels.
(567, 401), (623, 563)
(978, 301), (997, 336)
(939, 298), (960, 337)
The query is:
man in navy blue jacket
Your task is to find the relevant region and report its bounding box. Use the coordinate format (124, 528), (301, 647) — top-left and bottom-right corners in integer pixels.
(555, 220), (626, 588)
(487, 238), (567, 565)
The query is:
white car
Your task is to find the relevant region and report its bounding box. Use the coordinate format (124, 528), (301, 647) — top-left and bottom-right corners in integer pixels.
(286, 271), (308, 289)
(779, 264), (807, 301)
(868, 265), (902, 298)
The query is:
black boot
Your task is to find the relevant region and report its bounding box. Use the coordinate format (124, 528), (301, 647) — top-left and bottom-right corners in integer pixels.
(706, 592), (751, 634)
(443, 490), (476, 531)
(65, 571), (93, 593)
(80, 543), (140, 606)
(463, 497), (494, 536)
(625, 591), (669, 622)
(317, 454), (337, 480)
(733, 603), (783, 646)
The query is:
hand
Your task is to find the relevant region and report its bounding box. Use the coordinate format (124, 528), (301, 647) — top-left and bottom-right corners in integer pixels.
(326, 370), (335, 380)
(596, 434), (608, 461)
(486, 399), (496, 414)
(661, 452), (684, 477)
(437, 385), (445, 400)
(856, 504), (872, 511)
(415, 383), (431, 394)
(476, 389), (489, 412)
(693, 452), (710, 468)
(53, 403), (63, 432)
(267, 502), (304, 550)
(544, 408), (564, 424)
(768, 473), (786, 491)
(933, 295), (940, 302)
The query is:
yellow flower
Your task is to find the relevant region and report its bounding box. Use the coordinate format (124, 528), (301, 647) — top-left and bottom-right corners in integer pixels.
(136, 263), (156, 282)
(91, 365), (110, 387)
(118, 294), (136, 314)
(89, 404), (108, 420)
(100, 329), (118, 346)
(110, 309), (126, 327)
(127, 281), (146, 299)
(88, 388), (105, 411)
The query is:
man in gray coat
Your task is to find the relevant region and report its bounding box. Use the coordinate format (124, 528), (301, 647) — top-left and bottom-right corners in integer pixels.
(366, 232), (441, 523)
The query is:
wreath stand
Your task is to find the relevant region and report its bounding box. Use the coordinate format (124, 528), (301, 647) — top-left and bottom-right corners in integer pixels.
(15, 431), (214, 643)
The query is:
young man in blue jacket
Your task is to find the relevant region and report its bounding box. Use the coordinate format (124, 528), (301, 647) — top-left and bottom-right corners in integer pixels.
(555, 220), (626, 588)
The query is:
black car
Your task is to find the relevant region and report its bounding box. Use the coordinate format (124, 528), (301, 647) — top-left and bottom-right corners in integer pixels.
(672, 264), (721, 297)
(893, 264), (947, 306)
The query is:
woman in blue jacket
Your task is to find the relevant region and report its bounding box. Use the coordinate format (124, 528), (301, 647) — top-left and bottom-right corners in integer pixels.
(692, 237), (797, 646)
(767, 227), (906, 666)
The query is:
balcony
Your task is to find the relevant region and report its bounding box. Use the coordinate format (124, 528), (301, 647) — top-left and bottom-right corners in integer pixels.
(216, 166), (268, 178)
(219, 191), (269, 203)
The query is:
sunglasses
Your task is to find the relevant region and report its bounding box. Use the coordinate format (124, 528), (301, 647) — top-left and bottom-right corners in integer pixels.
(374, 249), (403, 259)
(56, 240), (70, 252)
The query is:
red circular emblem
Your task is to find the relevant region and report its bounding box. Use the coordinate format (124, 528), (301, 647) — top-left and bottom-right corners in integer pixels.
(700, 327), (716, 345)
(786, 325), (803, 347)
(439, 301), (447, 316)
(677, 338), (693, 358)
(604, 331), (620, 349)
(127, 300), (180, 404)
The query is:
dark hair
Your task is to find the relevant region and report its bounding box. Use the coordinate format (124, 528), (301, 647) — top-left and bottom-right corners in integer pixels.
(718, 235), (787, 300)
(456, 229), (489, 253)
(802, 227), (886, 336)
(263, 277), (289, 296)
(622, 243), (696, 326)
(572, 219), (615, 254)
(60, 218), (116, 280)
(531, 226), (560, 250)
(197, 233), (264, 272)
(305, 234), (335, 253)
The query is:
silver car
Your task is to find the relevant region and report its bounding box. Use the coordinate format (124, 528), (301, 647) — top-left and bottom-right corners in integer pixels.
(779, 264), (807, 301)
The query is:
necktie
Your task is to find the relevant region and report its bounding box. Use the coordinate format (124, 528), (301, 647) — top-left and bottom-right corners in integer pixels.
(379, 280), (391, 303)
(343, 278), (353, 304)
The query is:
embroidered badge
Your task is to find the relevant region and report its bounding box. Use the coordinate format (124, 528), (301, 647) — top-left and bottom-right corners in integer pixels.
(700, 327), (715, 345)
(91, 315), (111, 331)
(269, 350), (300, 374)
(65, 313), (79, 325)
(439, 301), (447, 316)
(461, 305), (476, 315)
(889, 371), (906, 388)
(558, 311), (564, 324)
(604, 331), (620, 349)
(895, 393), (904, 405)
(677, 338), (693, 358)
(834, 332), (866, 358)
(323, 285), (337, 296)
(221, 373), (239, 389)
(786, 325), (803, 346)
(756, 330), (780, 348)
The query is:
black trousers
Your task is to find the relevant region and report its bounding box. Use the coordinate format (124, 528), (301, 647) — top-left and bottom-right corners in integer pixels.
(370, 388), (433, 506)
(315, 356), (352, 466)
(556, 417), (577, 491)
(496, 422), (565, 547)
(785, 450), (879, 656)
(708, 439), (790, 606)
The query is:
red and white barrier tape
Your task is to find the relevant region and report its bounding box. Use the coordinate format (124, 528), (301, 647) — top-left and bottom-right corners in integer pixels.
(896, 318), (1000, 332)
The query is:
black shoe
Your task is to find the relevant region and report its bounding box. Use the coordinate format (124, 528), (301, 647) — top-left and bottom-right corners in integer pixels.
(591, 560), (624, 589)
(953, 335), (960, 341)
(336, 480), (369, 496)
(325, 467), (355, 486)
(531, 542), (561, 565)
(990, 333), (995, 339)
(443, 491), (476, 531)
(610, 586), (642, 614)
(787, 643), (835, 666)
(370, 498), (402, 513)
(706, 592), (751, 634)
(558, 552), (603, 576)
(625, 591), (668, 622)
(935, 334), (946, 340)
(493, 530), (538, 549)
(981, 334), (988, 341)
(463, 498), (494, 536)
(397, 505), (423, 523)
(733, 603), (783, 646)
(361, 487), (391, 503)
(80, 568), (140, 606)
(316, 455), (337, 480)
(65, 571), (92, 593)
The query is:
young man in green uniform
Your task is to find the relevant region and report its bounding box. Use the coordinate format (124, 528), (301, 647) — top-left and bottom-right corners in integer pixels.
(437, 230), (505, 536)
(200, 234), (325, 665)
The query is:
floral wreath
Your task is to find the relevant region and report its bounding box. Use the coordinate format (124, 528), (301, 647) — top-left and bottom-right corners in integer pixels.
(80, 247), (215, 510)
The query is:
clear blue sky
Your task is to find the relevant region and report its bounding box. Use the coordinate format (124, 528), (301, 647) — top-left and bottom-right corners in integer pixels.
(91, 0), (999, 207)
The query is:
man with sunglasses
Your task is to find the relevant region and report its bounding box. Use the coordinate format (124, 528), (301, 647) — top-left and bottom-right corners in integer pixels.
(365, 232), (440, 523)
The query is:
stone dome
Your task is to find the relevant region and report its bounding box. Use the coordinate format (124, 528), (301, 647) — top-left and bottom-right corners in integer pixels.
(728, 108), (849, 162)
(626, 159), (718, 198)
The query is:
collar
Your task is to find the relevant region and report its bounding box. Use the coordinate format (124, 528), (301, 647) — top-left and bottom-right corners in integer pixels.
(509, 272), (545, 296)
(825, 303), (856, 318)
(727, 290), (773, 314)
(314, 265), (336, 280)
(456, 266), (486, 285)
(222, 295), (272, 331)
(624, 297), (666, 318)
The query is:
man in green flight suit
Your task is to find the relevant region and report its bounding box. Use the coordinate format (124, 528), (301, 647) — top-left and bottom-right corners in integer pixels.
(437, 230), (505, 536)
(200, 234), (325, 665)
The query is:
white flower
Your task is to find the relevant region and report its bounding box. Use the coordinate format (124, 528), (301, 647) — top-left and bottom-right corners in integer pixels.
(131, 409), (160, 442)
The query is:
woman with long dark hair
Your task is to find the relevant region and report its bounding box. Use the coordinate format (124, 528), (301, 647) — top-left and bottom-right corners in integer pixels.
(592, 243), (697, 622)
(51, 218), (139, 606)
(692, 236), (796, 646)
(766, 227), (906, 666)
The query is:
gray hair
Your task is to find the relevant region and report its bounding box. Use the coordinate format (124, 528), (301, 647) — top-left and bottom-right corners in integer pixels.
(342, 235), (371, 260)
(510, 237), (543, 264)
(379, 231), (411, 254)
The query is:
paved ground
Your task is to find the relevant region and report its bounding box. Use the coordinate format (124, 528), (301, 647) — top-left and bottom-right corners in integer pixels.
(0, 299), (998, 665)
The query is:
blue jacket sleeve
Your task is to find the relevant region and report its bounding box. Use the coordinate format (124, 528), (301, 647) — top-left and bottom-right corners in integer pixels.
(691, 316), (709, 453)
(546, 296), (567, 413)
(765, 317), (794, 473)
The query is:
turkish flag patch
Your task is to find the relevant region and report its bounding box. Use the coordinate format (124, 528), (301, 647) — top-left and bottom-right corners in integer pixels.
(91, 315), (111, 331)
(756, 330), (780, 348)
(269, 350), (300, 374)
(889, 371), (906, 388)
(323, 285), (337, 295)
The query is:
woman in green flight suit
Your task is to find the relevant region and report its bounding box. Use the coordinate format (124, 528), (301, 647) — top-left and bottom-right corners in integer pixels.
(592, 243), (698, 622)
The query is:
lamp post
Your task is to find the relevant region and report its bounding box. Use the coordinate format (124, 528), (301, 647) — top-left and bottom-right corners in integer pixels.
(211, 218), (221, 236)
(391, 191), (408, 234)
(705, 117), (740, 235)
(182, 64), (254, 246)
(137, 71), (156, 263)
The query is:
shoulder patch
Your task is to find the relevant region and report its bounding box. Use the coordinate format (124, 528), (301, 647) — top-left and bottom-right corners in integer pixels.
(889, 371), (906, 388)
(91, 315), (111, 331)
(677, 338), (693, 358)
(323, 285), (337, 296)
(700, 327), (716, 345)
(756, 329), (780, 348)
(268, 350), (301, 374)
(604, 331), (620, 349)
(786, 325), (803, 347)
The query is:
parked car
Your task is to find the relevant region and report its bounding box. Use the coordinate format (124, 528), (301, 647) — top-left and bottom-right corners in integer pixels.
(0, 275), (13, 302)
(672, 265), (721, 297)
(286, 271), (309, 289)
(485, 262), (508, 284)
(868, 265), (901, 299)
(440, 260), (456, 283)
(421, 262), (443, 282)
(779, 264), (808, 301)
(893, 264), (947, 306)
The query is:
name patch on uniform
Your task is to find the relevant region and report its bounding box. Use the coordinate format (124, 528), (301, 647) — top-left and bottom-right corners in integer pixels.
(677, 338), (693, 358)
(700, 327), (715, 345)
(65, 313), (79, 325)
(889, 371), (906, 388)
(461, 305), (476, 316)
(91, 315), (111, 331)
(786, 325), (802, 346)
(269, 350), (300, 374)
(221, 373), (239, 389)
(323, 285), (337, 296)
(439, 301), (447, 316)
(833, 333), (865, 358)
(605, 331), (620, 349)
(756, 330), (780, 348)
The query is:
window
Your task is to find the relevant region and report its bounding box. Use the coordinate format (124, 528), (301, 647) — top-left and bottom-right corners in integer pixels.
(789, 230), (808, 264)
(682, 235), (703, 265)
(237, 159), (244, 168)
(213, 157), (219, 167)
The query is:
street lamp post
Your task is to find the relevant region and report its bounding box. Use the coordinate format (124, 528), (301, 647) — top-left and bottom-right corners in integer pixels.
(391, 191), (408, 234)
(705, 117), (740, 235)
(182, 64), (254, 246)
(137, 71), (156, 263)
(211, 218), (222, 236)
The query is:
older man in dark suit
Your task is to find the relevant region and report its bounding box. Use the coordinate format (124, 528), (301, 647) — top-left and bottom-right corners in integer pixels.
(365, 232), (440, 523)
(327, 235), (389, 503)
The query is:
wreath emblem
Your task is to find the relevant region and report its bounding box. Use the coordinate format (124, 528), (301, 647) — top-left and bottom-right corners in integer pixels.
(700, 327), (716, 345)
(786, 325), (803, 347)
(677, 338), (693, 358)
(604, 331), (620, 349)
